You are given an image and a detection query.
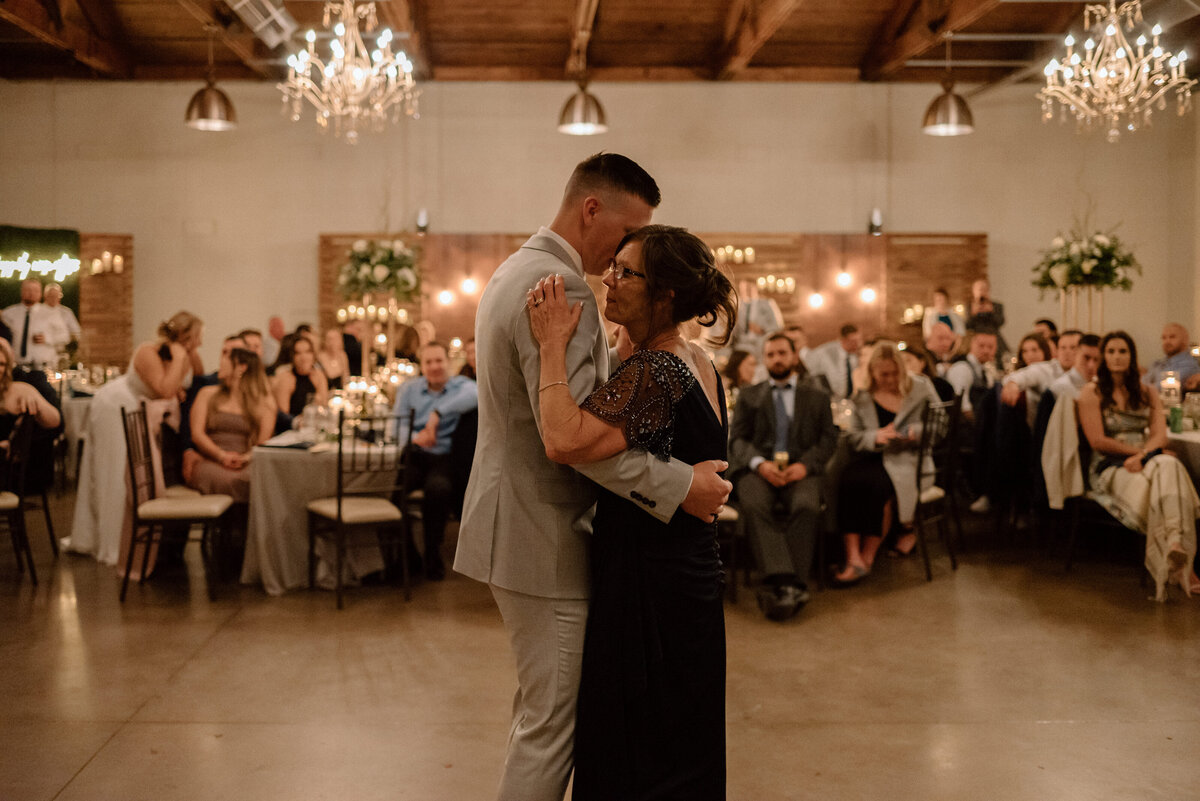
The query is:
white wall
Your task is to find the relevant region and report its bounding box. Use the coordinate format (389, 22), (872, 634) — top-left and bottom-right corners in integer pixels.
(0, 78), (1194, 365)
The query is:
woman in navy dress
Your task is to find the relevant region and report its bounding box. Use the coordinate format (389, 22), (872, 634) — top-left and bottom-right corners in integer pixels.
(527, 225), (736, 801)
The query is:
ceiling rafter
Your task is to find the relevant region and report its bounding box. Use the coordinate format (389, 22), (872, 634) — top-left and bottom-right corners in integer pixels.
(0, 0), (131, 76)
(375, 0), (430, 79)
(174, 0), (273, 78)
(861, 0), (1002, 81)
(565, 0), (601, 78)
(717, 0), (804, 81)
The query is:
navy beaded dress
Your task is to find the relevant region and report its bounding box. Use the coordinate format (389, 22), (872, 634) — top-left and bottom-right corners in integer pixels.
(572, 348), (727, 801)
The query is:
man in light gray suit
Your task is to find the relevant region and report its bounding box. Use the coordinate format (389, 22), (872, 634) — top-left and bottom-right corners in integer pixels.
(455, 153), (732, 801)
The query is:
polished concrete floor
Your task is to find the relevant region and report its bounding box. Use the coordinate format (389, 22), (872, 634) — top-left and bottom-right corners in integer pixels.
(1, 496), (1198, 801)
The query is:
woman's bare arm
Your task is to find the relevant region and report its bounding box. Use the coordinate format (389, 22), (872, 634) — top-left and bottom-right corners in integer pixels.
(528, 274), (627, 464)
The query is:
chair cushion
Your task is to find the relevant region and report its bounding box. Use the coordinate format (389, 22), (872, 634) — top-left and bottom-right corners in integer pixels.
(919, 485), (946, 504)
(139, 494), (233, 520)
(0, 491), (18, 511)
(163, 484), (202, 499)
(307, 496), (403, 524)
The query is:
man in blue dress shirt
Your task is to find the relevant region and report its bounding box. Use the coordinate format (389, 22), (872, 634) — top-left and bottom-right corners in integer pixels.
(1142, 323), (1200, 392)
(394, 341), (479, 579)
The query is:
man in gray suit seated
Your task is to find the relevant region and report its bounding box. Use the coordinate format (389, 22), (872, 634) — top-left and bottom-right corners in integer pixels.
(730, 332), (838, 620)
(454, 153), (731, 801)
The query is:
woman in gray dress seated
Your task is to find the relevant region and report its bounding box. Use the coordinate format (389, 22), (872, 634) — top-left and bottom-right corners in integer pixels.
(185, 347), (274, 502)
(1077, 330), (1199, 600)
(833, 342), (937, 584)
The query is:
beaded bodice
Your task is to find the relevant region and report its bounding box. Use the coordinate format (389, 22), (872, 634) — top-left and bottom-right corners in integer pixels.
(581, 349), (698, 461)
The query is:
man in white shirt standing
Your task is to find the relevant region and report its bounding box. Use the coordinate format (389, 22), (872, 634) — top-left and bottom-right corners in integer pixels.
(43, 282), (81, 351)
(1, 279), (67, 368)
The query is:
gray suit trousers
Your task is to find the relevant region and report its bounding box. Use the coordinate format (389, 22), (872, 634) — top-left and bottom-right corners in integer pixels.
(736, 472), (822, 584)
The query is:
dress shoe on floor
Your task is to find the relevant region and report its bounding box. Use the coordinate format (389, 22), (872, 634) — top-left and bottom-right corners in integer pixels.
(756, 585), (807, 621)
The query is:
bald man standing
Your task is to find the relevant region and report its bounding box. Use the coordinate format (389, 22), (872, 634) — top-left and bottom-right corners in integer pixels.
(1143, 323), (1200, 390)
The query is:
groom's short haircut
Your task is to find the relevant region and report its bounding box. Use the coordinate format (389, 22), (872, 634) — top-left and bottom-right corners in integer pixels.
(563, 152), (661, 208)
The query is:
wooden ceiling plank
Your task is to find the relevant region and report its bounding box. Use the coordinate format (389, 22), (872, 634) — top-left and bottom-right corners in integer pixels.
(375, 0), (431, 78)
(564, 0), (600, 77)
(174, 0), (272, 78)
(717, 0), (805, 81)
(0, 0), (130, 75)
(861, 0), (1003, 80)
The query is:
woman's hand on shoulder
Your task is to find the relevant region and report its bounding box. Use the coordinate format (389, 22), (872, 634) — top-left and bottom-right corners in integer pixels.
(527, 274), (581, 350)
(168, 341), (188, 361)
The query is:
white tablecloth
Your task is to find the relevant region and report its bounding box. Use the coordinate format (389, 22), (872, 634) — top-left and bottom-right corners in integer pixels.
(240, 443), (398, 596)
(62, 396), (91, 480)
(1168, 430), (1200, 485)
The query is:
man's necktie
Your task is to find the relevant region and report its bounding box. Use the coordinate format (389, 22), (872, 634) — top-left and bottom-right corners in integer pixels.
(19, 307), (30, 358)
(773, 384), (791, 453)
(844, 354), (854, 397)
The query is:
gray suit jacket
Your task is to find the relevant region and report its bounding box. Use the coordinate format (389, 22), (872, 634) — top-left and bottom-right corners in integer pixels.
(453, 232), (692, 599)
(728, 374), (837, 482)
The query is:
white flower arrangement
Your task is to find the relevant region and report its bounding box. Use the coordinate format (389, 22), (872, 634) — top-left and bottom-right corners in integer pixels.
(1032, 227), (1139, 295)
(338, 238), (421, 302)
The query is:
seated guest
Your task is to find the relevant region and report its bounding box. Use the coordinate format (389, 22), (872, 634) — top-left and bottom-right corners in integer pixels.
(271, 334), (328, 416)
(924, 322), (957, 376)
(833, 342), (937, 583)
(901, 344), (954, 401)
(783, 324), (810, 368)
(68, 311), (203, 565)
(0, 337), (62, 432)
(295, 323), (319, 355)
(729, 279), (783, 374)
(721, 350), (758, 407)
(1142, 323), (1200, 391)
(341, 320), (365, 374)
(458, 338), (477, 380)
(393, 341), (479, 580)
(266, 332), (297, 377)
(1050, 333), (1101, 400)
(237, 328), (265, 360)
(922, 287), (965, 341)
(945, 328), (999, 415)
(1078, 331), (1199, 600)
(1033, 318), (1059, 358)
(180, 334), (244, 449)
(808, 323), (863, 399)
(185, 347), (273, 503)
(318, 328), (350, 390)
(729, 333), (837, 620)
(1000, 331), (1063, 418)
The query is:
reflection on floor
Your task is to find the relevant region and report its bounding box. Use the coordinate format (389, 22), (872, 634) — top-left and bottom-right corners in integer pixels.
(0, 495), (1197, 801)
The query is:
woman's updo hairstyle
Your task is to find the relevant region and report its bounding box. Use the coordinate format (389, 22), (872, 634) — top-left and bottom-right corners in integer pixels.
(157, 311), (202, 343)
(617, 225), (737, 346)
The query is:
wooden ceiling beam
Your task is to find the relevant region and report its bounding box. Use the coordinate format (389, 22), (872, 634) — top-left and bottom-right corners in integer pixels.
(375, 0), (430, 79)
(861, 0), (1003, 81)
(429, 64), (859, 83)
(564, 0), (601, 78)
(174, 0), (273, 78)
(717, 0), (804, 81)
(0, 0), (131, 76)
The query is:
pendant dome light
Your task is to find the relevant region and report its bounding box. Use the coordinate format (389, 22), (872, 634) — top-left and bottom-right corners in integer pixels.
(922, 35), (974, 136)
(558, 81), (608, 135)
(185, 24), (237, 131)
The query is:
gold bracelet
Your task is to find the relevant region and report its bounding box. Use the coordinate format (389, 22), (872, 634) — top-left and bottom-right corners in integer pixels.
(539, 381), (568, 392)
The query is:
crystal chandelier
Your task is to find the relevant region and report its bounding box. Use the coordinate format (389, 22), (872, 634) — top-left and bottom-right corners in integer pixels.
(278, 0), (419, 143)
(1038, 0), (1195, 142)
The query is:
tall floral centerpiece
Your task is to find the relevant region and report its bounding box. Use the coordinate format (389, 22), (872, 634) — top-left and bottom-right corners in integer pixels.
(338, 238), (421, 376)
(1032, 228), (1140, 331)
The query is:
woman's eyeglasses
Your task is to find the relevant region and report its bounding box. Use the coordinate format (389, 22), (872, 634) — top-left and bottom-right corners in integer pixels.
(606, 259), (647, 282)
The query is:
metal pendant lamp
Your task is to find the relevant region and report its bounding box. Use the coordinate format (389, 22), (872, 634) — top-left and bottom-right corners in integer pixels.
(922, 36), (974, 137)
(186, 25), (237, 131)
(557, 81), (607, 135)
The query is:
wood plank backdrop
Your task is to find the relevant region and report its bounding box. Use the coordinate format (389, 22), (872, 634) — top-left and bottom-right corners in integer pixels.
(78, 232), (134, 366)
(318, 232), (988, 350)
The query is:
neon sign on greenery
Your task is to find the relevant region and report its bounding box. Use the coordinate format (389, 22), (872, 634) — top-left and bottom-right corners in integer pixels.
(0, 252), (81, 282)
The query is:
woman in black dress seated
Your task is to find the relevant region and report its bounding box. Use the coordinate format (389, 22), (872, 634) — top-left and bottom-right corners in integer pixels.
(833, 342), (936, 583)
(0, 338), (61, 438)
(270, 333), (328, 417)
(527, 225), (735, 801)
